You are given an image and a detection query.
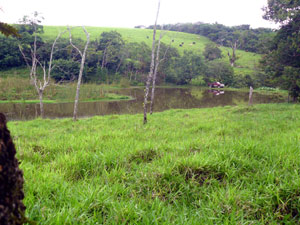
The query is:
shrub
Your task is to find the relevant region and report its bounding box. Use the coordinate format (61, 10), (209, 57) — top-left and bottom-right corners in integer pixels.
(190, 76), (206, 86)
(204, 59), (234, 86)
(52, 59), (80, 82)
(203, 43), (223, 61)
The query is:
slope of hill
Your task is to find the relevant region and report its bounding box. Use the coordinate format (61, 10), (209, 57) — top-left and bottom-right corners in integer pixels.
(42, 26), (261, 76)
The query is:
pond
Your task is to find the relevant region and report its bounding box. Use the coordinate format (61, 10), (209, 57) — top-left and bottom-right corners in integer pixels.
(0, 87), (286, 120)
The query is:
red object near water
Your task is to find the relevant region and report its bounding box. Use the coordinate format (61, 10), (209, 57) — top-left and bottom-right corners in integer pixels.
(208, 82), (225, 88)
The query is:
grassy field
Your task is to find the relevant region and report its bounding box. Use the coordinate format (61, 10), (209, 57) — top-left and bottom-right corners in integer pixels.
(8, 103), (300, 224)
(42, 26), (261, 76)
(0, 76), (130, 103)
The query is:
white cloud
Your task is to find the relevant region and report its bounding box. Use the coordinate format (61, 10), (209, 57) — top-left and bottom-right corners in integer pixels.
(0, 0), (278, 28)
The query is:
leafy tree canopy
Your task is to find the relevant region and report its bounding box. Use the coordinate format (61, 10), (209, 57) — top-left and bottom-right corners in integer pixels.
(263, 0), (300, 23)
(261, 13), (300, 100)
(166, 51), (205, 85)
(204, 59), (234, 86)
(97, 31), (124, 51)
(203, 43), (223, 61)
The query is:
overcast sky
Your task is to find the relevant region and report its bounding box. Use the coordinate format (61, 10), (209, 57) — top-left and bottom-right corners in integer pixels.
(0, 0), (278, 29)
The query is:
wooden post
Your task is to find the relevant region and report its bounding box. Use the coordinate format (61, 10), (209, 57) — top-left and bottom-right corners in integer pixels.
(249, 86), (253, 106)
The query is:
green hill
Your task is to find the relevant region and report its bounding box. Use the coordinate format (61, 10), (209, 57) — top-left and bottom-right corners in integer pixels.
(42, 26), (261, 76)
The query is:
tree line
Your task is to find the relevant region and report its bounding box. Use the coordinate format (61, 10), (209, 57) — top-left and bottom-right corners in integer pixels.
(0, 20), (241, 87)
(0, 21), (277, 90)
(145, 22), (275, 54)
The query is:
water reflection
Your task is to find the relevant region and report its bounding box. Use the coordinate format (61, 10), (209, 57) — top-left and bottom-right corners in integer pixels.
(0, 88), (286, 120)
(208, 89), (225, 96)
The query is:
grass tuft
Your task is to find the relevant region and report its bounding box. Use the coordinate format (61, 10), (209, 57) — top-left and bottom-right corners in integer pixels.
(128, 149), (158, 164)
(178, 164), (226, 185)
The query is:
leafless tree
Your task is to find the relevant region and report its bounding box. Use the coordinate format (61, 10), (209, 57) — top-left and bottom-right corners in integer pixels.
(227, 40), (239, 67)
(149, 29), (163, 115)
(150, 26), (174, 115)
(18, 18), (64, 118)
(68, 26), (90, 121)
(143, 0), (160, 124)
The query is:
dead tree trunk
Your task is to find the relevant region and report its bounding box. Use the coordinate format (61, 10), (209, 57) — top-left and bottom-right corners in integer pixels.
(68, 26), (90, 121)
(150, 26), (173, 115)
(227, 40), (239, 67)
(143, 0), (160, 124)
(150, 30), (163, 115)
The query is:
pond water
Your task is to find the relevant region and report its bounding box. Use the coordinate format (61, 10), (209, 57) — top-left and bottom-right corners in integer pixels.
(0, 88), (286, 121)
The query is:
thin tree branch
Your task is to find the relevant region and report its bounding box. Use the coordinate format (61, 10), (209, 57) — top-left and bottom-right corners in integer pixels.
(18, 45), (31, 68)
(68, 26), (83, 58)
(48, 30), (66, 83)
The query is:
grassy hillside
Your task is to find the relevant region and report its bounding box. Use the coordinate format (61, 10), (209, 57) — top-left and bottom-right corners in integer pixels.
(43, 26), (261, 76)
(9, 103), (300, 224)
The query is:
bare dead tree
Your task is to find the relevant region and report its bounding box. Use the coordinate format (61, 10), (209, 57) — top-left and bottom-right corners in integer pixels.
(149, 29), (163, 115)
(18, 26), (64, 118)
(143, 0), (160, 124)
(227, 40), (239, 67)
(150, 26), (174, 115)
(68, 26), (90, 121)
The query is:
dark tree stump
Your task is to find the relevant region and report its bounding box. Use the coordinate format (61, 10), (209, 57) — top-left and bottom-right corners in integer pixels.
(0, 113), (26, 225)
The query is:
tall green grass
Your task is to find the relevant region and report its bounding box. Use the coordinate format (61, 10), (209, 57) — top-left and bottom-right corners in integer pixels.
(8, 103), (300, 224)
(0, 76), (130, 103)
(0, 76), (35, 101)
(0, 67), (29, 78)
